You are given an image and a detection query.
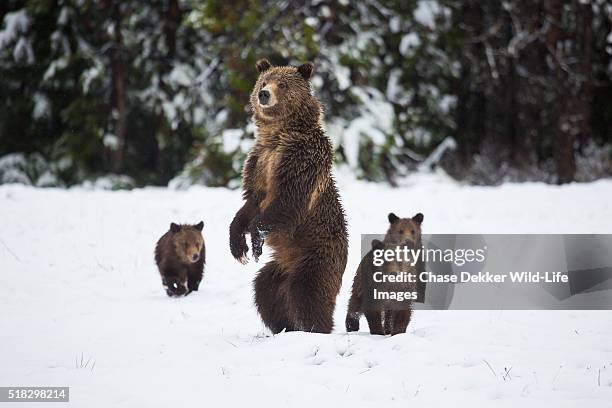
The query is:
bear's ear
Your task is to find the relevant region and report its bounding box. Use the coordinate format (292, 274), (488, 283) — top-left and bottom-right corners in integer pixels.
(371, 239), (384, 251)
(412, 213), (424, 224)
(388, 213), (399, 224)
(170, 223), (181, 233)
(256, 59), (271, 73)
(195, 221), (204, 231)
(297, 62), (314, 80)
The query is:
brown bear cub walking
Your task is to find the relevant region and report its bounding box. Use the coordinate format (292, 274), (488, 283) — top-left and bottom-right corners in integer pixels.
(346, 212), (424, 335)
(229, 59), (348, 334)
(155, 221), (205, 297)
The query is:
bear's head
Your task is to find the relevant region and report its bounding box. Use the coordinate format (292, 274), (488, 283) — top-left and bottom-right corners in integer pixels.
(250, 59), (320, 124)
(170, 221), (204, 264)
(385, 212), (424, 247)
(371, 238), (385, 251)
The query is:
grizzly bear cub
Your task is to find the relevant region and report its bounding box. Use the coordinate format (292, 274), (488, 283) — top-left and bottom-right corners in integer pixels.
(229, 59), (348, 334)
(346, 212), (424, 335)
(155, 221), (205, 297)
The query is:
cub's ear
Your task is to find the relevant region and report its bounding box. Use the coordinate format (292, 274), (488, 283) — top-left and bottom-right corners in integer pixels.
(412, 213), (424, 224)
(256, 59), (271, 73)
(388, 213), (399, 224)
(371, 239), (384, 251)
(195, 221), (204, 231)
(170, 223), (181, 233)
(297, 62), (314, 80)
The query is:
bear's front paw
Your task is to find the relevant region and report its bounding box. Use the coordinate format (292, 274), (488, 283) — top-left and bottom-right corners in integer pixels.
(163, 277), (189, 297)
(248, 217), (267, 263)
(229, 229), (249, 264)
(188, 277), (202, 292)
(251, 232), (263, 262)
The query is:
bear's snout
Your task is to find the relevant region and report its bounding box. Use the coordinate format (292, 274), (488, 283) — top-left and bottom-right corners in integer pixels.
(258, 90), (270, 105)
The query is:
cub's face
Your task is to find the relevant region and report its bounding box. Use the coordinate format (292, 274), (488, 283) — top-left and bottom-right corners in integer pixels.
(386, 212), (424, 246)
(250, 59), (314, 121)
(170, 222), (204, 264)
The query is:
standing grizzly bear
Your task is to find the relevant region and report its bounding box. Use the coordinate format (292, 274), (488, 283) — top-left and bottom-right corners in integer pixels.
(155, 221), (205, 297)
(229, 59), (348, 334)
(346, 212), (423, 335)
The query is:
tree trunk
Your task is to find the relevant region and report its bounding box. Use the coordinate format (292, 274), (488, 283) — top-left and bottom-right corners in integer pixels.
(580, 2), (593, 150)
(108, 0), (127, 174)
(547, 0), (576, 184)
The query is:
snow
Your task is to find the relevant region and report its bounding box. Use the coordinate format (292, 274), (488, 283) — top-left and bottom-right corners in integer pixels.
(330, 52), (351, 91)
(0, 9), (29, 49)
(162, 100), (178, 129)
(35, 171), (60, 188)
(221, 129), (245, 154)
(0, 170), (30, 185)
(305, 17), (318, 28)
(414, 1), (441, 29)
(386, 68), (413, 104)
(0, 154), (29, 184)
(341, 87), (395, 169)
(1, 174), (612, 407)
(12, 37), (34, 64)
(389, 16), (401, 33)
(32, 92), (51, 120)
(57, 7), (70, 26)
(78, 175), (136, 191)
(168, 64), (195, 87)
(81, 64), (103, 93)
(102, 134), (119, 150)
(0, 153), (62, 189)
(43, 56), (69, 81)
(439, 94), (457, 114)
(419, 137), (457, 170)
(399, 32), (420, 56)
(320, 5), (332, 19)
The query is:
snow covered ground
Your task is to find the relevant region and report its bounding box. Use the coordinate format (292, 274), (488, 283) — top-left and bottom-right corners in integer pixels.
(1, 172), (612, 407)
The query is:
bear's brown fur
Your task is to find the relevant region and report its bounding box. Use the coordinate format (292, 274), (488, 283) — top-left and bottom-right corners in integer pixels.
(229, 59), (348, 334)
(155, 221), (205, 297)
(346, 212), (423, 335)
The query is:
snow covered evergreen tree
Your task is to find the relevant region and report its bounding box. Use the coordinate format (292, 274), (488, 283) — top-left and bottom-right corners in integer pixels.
(0, 0), (610, 187)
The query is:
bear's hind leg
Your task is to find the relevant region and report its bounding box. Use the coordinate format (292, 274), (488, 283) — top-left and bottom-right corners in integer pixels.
(391, 308), (412, 336)
(365, 311), (385, 335)
(254, 261), (292, 334)
(345, 291), (362, 332)
(287, 256), (340, 334)
(383, 309), (393, 335)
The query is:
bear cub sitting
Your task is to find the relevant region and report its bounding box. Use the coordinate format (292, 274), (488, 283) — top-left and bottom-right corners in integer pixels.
(346, 212), (424, 335)
(155, 221), (205, 297)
